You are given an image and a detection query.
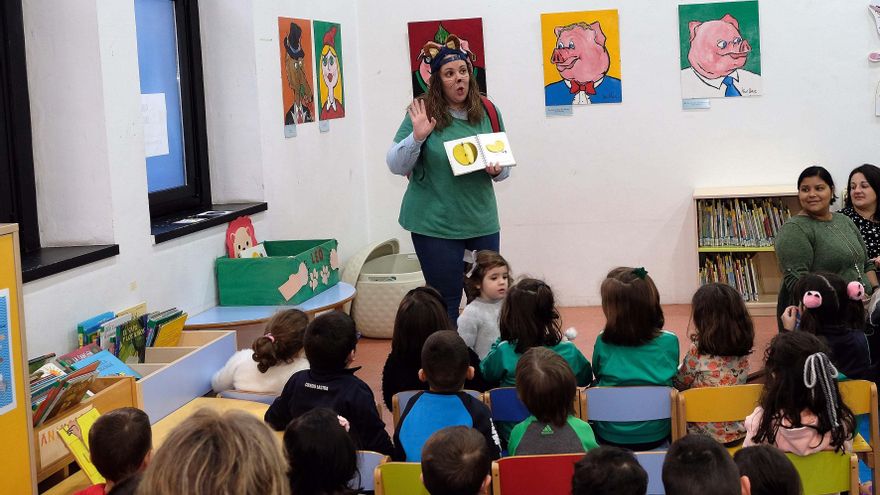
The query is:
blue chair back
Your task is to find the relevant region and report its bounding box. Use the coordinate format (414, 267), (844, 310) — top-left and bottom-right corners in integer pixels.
(348, 450), (387, 491)
(582, 386), (675, 422)
(486, 387), (530, 423)
(216, 389), (279, 405)
(635, 451), (666, 495)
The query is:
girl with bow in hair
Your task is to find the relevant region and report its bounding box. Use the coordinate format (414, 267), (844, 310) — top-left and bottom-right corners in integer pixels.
(744, 331), (855, 455)
(458, 250), (510, 359)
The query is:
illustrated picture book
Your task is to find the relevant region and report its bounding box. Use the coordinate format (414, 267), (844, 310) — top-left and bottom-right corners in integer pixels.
(442, 131), (515, 176)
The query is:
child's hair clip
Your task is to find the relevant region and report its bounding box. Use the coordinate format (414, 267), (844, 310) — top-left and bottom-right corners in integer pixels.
(847, 281), (866, 301)
(463, 249), (478, 278)
(803, 290), (823, 309)
(632, 267), (648, 279)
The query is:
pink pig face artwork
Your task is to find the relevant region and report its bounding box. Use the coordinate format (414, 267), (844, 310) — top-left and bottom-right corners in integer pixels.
(551, 22), (609, 84)
(687, 14), (751, 79)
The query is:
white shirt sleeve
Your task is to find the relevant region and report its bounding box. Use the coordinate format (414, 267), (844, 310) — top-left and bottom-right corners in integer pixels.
(386, 132), (424, 176)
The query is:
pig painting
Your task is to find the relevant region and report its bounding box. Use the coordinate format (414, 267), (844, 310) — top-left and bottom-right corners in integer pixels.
(680, 13), (761, 98)
(544, 21), (621, 106)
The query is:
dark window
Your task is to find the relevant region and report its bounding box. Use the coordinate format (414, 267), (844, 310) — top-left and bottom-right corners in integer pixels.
(0, 0), (40, 253)
(136, 0), (212, 219)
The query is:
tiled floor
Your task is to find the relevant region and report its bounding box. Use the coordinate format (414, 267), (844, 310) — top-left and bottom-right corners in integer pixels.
(352, 304), (778, 431)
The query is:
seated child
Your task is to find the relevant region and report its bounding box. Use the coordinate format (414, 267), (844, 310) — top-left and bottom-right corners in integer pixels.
(743, 331), (855, 455)
(393, 331), (501, 461)
(733, 445), (802, 495)
(459, 250), (510, 359)
(265, 311), (393, 455)
(137, 409), (289, 495)
(481, 278), (591, 443)
(508, 347), (598, 455)
(591, 267), (679, 450)
(662, 434), (743, 495)
(212, 308), (309, 394)
(73, 407), (152, 495)
(674, 283), (753, 445)
(284, 407), (358, 495)
(382, 286), (487, 411)
(421, 426), (492, 495)
(571, 446), (648, 495)
(781, 272), (872, 381)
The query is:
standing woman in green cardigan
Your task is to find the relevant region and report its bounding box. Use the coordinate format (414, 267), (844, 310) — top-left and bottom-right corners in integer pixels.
(386, 35), (509, 326)
(775, 166), (878, 331)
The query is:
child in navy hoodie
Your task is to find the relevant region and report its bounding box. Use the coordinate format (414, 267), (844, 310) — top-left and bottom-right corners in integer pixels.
(265, 311), (393, 454)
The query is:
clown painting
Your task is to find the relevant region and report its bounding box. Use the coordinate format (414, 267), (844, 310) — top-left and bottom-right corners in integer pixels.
(407, 19), (487, 98)
(278, 18), (315, 126)
(678, 1), (762, 99)
(541, 10), (622, 106)
(314, 21), (345, 120)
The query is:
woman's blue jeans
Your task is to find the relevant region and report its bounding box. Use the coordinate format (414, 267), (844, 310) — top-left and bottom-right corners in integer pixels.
(411, 231), (500, 327)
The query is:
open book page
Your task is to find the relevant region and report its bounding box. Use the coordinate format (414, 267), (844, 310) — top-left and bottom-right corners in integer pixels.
(443, 131), (516, 176)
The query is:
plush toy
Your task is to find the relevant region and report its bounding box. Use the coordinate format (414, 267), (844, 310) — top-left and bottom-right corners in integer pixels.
(225, 216), (257, 258)
(802, 291), (823, 309)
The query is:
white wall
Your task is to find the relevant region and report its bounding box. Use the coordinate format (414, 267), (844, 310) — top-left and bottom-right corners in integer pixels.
(360, 0), (880, 306)
(20, 0), (365, 357)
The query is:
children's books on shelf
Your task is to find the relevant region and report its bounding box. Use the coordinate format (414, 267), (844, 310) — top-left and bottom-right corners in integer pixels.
(69, 350), (141, 379)
(32, 361), (100, 426)
(696, 197), (791, 247)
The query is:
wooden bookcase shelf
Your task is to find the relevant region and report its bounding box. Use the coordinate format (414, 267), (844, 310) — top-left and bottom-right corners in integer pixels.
(693, 186), (800, 316)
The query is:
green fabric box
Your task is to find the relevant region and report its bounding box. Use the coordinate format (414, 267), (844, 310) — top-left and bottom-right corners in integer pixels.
(216, 239), (340, 306)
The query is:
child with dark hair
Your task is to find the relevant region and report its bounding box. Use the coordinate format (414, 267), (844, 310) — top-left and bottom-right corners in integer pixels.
(73, 407), (152, 495)
(284, 407), (358, 495)
(592, 267), (679, 450)
(481, 278), (591, 443)
(421, 426), (492, 495)
(265, 311), (393, 455)
(674, 283), (754, 445)
(392, 331), (500, 462)
(744, 331), (855, 455)
(571, 446), (647, 495)
(459, 250), (510, 359)
(733, 445), (802, 495)
(212, 309), (309, 394)
(508, 347), (598, 455)
(662, 434), (743, 495)
(781, 272), (872, 381)
(381, 286), (487, 411)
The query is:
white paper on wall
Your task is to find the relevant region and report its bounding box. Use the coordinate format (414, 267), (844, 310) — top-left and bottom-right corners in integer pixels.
(141, 93), (170, 157)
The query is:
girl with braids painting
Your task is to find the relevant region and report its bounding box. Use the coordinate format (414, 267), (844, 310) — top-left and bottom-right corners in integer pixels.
(743, 331), (855, 454)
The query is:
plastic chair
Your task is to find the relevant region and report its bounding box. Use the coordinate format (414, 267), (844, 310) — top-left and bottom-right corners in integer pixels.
(491, 453), (583, 495)
(216, 389), (278, 405)
(485, 387), (580, 423)
(348, 450), (388, 491)
(374, 462), (428, 495)
(392, 389), (483, 428)
(674, 384), (762, 454)
(839, 379), (880, 493)
(580, 386), (679, 446)
(786, 451), (859, 495)
(634, 451), (666, 495)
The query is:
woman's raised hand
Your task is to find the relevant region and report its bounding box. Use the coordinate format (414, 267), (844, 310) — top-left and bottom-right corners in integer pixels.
(409, 99), (436, 142)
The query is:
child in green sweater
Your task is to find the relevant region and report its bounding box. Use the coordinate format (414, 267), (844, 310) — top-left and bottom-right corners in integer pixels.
(591, 267), (679, 450)
(508, 347), (598, 455)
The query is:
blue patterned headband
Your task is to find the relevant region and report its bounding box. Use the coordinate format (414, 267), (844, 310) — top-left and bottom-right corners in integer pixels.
(429, 46), (471, 74)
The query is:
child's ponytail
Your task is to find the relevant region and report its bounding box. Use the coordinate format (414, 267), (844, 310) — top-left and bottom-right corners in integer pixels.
(499, 278), (562, 353)
(803, 352), (851, 450)
(252, 309), (309, 373)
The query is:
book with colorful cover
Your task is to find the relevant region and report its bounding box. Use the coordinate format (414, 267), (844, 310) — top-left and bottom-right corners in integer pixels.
(77, 311), (115, 348)
(153, 313), (188, 347)
(145, 308), (183, 347)
(117, 317), (146, 363)
(58, 406), (106, 484)
(57, 343), (102, 371)
(69, 350), (142, 379)
(98, 313), (133, 356)
(34, 361), (100, 426)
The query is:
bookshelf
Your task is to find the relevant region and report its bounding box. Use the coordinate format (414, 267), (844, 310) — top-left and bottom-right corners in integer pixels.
(693, 186), (800, 316)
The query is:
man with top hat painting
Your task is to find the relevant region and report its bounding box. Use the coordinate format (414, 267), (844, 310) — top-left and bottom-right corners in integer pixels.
(283, 22), (314, 125)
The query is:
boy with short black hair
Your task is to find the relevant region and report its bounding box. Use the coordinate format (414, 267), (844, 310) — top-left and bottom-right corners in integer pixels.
(662, 434), (744, 495)
(73, 407), (152, 495)
(571, 446), (647, 495)
(265, 311), (393, 454)
(392, 331), (500, 461)
(421, 426), (491, 495)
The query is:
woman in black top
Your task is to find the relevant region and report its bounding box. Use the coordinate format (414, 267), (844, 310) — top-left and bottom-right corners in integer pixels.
(840, 164), (880, 263)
